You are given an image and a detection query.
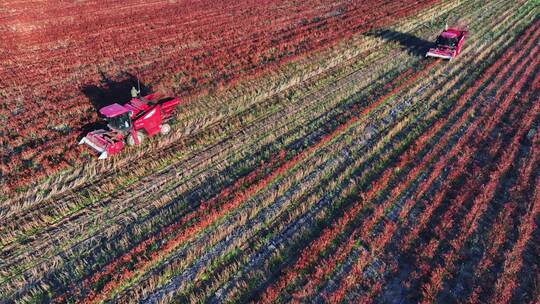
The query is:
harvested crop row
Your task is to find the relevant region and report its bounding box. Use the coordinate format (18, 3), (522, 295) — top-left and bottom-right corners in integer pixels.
(221, 2), (536, 302)
(85, 51), (442, 302)
(358, 18), (534, 300)
(0, 33), (422, 290)
(258, 1), (522, 300)
(158, 1), (536, 302)
(88, 1), (536, 302)
(109, 1), (536, 302)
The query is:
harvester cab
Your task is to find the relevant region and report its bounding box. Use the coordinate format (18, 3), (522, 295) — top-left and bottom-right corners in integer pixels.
(79, 92), (182, 159)
(100, 103), (132, 133)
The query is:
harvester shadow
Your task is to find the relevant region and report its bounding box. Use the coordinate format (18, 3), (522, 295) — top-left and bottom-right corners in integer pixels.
(82, 71), (152, 112)
(367, 29), (432, 57)
(78, 72), (152, 141)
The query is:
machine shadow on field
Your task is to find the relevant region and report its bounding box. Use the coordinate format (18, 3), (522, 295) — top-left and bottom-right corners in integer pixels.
(78, 72), (152, 140)
(367, 29), (433, 57)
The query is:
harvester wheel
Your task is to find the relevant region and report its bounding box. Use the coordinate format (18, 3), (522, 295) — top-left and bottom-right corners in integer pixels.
(160, 123), (171, 135)
(127, 131), (145, 146)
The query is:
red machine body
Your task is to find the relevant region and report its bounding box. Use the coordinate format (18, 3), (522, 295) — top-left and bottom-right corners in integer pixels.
(79, 93), (181, 159)
(426, 28), (468, 60)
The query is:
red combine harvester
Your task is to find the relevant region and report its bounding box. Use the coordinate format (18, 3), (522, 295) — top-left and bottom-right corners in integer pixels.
(426, 27), (468, 60)
(79, 92), (181, 159)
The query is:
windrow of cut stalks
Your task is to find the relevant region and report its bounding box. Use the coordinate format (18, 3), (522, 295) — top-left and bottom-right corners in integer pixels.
(113, 1), (536, 302)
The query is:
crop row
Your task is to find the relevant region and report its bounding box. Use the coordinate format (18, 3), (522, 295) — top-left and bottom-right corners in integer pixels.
(104, 1), (536, 302)
(165, 1), (540, 302)
(234, 3), (539, 302)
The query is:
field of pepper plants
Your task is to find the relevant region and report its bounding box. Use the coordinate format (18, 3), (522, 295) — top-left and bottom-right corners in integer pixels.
(1, 0), (539, 303)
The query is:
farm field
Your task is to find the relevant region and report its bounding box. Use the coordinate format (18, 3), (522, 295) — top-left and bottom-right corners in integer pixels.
(1, 0), (540, 303)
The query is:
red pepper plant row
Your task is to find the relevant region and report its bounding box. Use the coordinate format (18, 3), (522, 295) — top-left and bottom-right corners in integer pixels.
(0, 0), (439, 193)
(1, 0), (539, 303)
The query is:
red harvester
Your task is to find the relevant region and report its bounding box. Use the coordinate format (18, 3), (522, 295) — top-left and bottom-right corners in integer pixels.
(426, 27), (468, 60)
(79, 93), (181, 159)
